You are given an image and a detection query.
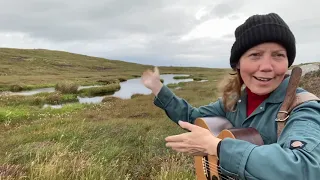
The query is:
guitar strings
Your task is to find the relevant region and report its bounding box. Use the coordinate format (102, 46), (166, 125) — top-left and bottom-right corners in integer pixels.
(202, 160), (231, 176)
(202, 163), (235, 180)
(200, 165), (235, 180)
(200, 159), (236, 180)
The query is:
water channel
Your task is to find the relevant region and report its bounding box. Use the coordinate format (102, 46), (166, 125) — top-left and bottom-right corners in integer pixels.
(2, 74), (199, 108)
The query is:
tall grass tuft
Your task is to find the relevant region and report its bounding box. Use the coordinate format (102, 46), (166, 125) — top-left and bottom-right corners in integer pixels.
(9, 85), (24, 92)
(55, 82), (79, 94)
(78, 84), (121, 97)
(45, 92), (78, 105)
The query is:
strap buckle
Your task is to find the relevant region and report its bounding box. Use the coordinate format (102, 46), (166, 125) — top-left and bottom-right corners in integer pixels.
(275, 111), (290, 122)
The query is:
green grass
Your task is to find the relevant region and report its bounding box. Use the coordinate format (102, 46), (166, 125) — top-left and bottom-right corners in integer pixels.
(0, 95), (205, 179)
(0, 47), (229, 179)
(1, 47), (317, 179)
(78, 84), (121, 97)
(173, 74), (207, 81)
(173, 75), (191, 79)
(0, 92), (79, 108)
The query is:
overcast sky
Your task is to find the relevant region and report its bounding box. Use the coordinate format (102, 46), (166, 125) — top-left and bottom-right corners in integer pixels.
(1, 0), (320, 68)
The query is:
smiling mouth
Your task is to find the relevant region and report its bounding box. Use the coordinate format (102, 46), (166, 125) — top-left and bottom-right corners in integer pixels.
(253, 76), (273, 82)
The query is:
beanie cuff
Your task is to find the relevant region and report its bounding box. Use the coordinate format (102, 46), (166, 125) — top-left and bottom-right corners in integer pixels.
(230, 13), (296, 69)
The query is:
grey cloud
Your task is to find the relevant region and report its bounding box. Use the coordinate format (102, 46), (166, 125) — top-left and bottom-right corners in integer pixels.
(211, 3), (234, 18)
(0, 0), (200, 42)
(0, 0), (319, 68)
(288, 17), (320, 44)
(96, 36), (232, 67)
(203, 0), (247, 19)
(0, 0), (235, 67)
(222, 34), (234, 39)
(228, 15), (241, 20)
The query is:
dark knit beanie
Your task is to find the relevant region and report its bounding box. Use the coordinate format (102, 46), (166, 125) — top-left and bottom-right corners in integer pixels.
(230, 13), (296, 69)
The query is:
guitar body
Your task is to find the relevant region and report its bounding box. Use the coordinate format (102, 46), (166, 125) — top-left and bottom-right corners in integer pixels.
(193, 117), (264, 180)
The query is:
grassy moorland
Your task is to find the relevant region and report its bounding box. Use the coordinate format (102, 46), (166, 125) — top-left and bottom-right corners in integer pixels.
(0, 48), (230, 180)
(300, 65), (320, 97)
(0, 48), (219, 92)
(0, 47), (319, 180)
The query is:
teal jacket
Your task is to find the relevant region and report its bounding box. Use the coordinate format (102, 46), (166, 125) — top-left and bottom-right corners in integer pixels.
(153, 76), (320, 180)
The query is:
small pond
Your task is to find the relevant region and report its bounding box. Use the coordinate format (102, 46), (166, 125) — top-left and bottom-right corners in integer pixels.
(2, 74), (199, 108)
(111, 74), (193, 99)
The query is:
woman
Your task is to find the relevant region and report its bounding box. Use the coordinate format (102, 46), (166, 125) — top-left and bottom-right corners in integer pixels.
(141, 13), (320, 179)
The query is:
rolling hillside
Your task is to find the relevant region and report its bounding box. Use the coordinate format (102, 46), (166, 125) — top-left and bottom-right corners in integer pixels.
(0, 48), (224, 91)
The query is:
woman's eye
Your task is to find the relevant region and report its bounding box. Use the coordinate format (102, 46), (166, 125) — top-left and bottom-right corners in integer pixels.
(250, 53), (260, 57)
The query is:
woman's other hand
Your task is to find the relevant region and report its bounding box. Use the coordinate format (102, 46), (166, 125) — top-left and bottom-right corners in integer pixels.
(165, 121), (221, 156)
(141, 66), (163, 96)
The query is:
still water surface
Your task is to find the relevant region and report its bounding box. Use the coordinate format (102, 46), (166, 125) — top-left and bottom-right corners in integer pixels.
(3, 74), (195, 107)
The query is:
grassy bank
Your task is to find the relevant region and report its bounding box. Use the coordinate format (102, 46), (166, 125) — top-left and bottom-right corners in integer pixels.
(0, 47), (230, 180)
(0, 69), (226, 179)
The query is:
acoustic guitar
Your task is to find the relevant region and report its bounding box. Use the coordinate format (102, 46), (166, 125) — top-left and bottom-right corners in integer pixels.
(193, 117), (264, 180)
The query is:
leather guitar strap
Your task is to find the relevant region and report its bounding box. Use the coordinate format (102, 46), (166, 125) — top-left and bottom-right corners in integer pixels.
(276, 67), (302, 137)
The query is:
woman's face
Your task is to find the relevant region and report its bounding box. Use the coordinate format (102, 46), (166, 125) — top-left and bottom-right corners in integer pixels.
(238, 42), (289, 95)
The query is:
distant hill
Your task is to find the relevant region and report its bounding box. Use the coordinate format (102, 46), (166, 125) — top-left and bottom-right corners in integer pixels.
(0, 48), (150, 76)
(0, 48), (221, 90)
(1, 47), (317, 92)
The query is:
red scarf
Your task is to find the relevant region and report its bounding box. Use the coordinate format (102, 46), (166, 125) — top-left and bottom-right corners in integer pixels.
(246, 88), (270, 116)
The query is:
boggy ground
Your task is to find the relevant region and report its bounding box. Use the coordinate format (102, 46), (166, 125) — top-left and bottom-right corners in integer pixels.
(0, 48), (230, 180)
(0, 73), (226, 180)
(0, 48), (318, 180)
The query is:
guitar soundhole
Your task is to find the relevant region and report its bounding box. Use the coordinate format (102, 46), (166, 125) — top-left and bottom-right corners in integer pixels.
(211, 175), (218, 180)
(216, 162), (237, 180)
(219, 174), (239, 180)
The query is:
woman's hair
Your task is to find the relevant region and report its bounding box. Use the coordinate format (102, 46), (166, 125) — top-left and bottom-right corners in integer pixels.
(220, 70), (244, 112)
